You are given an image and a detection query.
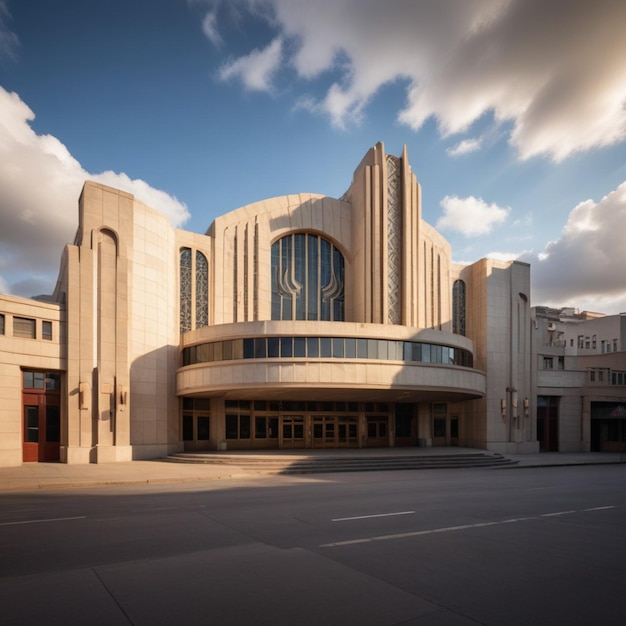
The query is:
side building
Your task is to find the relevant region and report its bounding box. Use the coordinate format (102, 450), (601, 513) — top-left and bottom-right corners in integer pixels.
(0, 142), (536, 466)
(532, 306), (626, 452)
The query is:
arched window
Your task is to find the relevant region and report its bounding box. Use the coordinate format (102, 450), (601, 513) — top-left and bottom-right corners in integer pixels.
(271, 233), (345, 321)
(180, 248), (209, 332)
(195, 251), (208, 328)
(180, 248), (192, 333)
(452, 279), (466, 336)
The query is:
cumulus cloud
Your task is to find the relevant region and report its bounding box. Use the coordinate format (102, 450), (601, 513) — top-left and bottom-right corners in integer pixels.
(437, 195), (510, 236)
(520, 182), (626, 312)
(204, 0), (626, 161)
(219, 37), (283, 92)
(0, 87), (189, 297)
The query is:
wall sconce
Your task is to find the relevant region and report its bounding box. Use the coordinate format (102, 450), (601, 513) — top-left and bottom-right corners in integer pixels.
(119, 385), (128, 411)
(79, 382), (90, 411)
(523, 397), (529, 417)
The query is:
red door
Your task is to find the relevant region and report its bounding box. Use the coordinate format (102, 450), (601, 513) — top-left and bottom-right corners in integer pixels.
(23, 392), (60, 462)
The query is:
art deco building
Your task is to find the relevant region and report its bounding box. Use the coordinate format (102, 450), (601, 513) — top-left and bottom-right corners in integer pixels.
(0, 143), (537, 466)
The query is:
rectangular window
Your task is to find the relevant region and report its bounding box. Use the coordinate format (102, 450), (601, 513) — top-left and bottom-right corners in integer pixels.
(14, 316), (36, 339)
(614, 339), (618, 352)
(42, 321), (52, 340)
(254, 338), (266, 359)
(25, 405), (39, 442)
(267, 337), (280, 358)
(592, 335), (597, 349)
(345, 338), (356, 358)
(23, 371), (45, 389)
(585, 336), (590, 349)
(543, 357), (553, 369)
(332, 337), (345, 358)
(294, 337), (306, 357)
(577, 335), (584, 349)
(307, 337), (319, 357)
(280, 337), (293, 357)
(0, 313), (4, 335)
(197, 416), (210, 440)
(558, 356), (565, 370)
(357, 338), (367, 358)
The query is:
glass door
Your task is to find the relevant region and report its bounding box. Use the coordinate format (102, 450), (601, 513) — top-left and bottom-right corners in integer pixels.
(280, 415), (306, 448)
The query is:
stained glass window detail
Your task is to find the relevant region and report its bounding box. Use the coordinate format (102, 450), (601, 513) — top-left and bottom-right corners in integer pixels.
(386, 155), (401, 324)
(453, 279), (466, 336)
(271, 233), (344, 321)
(180, 248), (192, 333)
(195, 251), (208, 328)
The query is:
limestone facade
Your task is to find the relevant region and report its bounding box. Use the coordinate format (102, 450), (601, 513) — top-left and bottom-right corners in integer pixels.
(0, 142), (540, 465)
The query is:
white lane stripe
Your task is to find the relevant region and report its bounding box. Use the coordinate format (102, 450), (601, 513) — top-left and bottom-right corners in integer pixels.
(0, 516), (86, 526)
(332, 511), (415, 522)
(540, 510), (576, 517)
(320, 506), (616, 548)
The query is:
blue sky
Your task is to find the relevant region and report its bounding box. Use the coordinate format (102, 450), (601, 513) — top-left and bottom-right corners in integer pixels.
(1, 0), (626, 313)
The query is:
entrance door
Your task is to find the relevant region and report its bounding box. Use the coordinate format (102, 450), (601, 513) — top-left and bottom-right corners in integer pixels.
(280, 415), (306, 448)
(23, 392), (60, 462)
(182, 413), (210, 451)
(312, 416), (358, 448)
(537, 396), (559, 451)
(366, 416), (388, 447)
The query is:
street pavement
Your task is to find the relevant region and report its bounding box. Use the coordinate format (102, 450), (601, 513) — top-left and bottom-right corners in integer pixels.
(1, 462), (625, 625)
(0, 449), (624, 492)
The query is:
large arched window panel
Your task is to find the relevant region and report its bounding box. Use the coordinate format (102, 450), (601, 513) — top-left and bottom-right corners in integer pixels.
(195, 251), (208, 328)
(180, 248), (209, 332)
(180, 248), (192, 333)
(452, 279), (466, 336)
(271, 233), (345, 321)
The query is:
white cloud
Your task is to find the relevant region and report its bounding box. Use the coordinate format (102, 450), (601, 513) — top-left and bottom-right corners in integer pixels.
(520, 181), (626, 311)
(0, 87), (189, 297)
(485, 250), (528, 263)
(437, 195), (509, 236)
(202, 9), (222, 47)
(0, 0), (19, 61)
(206, 0), (626, 161)
(447, 138), (482, 157)
(219, 37), (283, 92)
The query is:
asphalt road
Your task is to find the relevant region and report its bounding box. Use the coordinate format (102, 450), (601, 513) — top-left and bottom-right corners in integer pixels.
(1, 465), (625, 625)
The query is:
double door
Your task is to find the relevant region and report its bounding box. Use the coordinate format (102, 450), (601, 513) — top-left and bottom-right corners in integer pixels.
(279, 415), (359, 448)
(23, 391), (60, 462)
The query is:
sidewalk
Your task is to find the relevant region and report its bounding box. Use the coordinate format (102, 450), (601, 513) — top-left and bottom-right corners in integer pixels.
(0, 451), (623, 492)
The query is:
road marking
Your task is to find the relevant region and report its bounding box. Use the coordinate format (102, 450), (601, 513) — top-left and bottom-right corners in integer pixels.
(0, 516), (86, 526)
(320, 506), (616, 548)
(332, 511), (415, 522)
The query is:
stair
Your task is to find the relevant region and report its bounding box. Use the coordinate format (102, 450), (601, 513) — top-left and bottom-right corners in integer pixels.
(165, 452), (518, 474)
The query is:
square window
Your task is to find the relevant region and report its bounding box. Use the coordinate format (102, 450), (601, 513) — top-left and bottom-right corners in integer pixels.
(14, 317), (35, 339)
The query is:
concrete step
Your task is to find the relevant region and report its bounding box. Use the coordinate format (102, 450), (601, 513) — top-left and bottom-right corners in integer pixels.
(165, 452), (518, 474)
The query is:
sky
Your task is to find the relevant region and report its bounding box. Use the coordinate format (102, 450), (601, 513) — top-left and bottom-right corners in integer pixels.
(1, 0), (626, 313)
